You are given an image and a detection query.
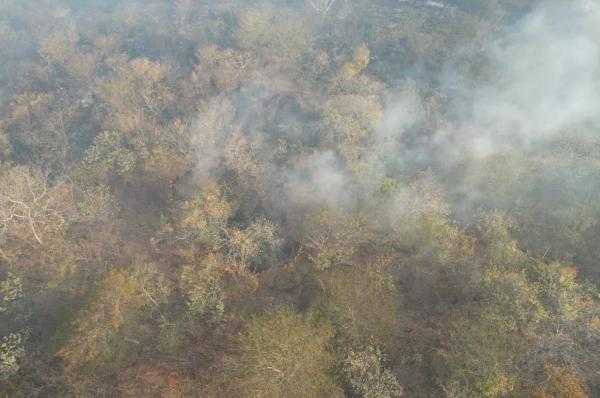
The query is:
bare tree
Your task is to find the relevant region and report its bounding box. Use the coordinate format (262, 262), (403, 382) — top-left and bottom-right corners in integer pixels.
(307, 0), (338, 23)
(0, 166), (65, 245)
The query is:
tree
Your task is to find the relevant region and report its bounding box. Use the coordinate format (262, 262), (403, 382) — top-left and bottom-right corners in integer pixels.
(533, 363), (589, 398)
(305, 209), (372, 270)
(0, 272), (24, 382)
(307, 0), (339, 24)
(37, 20), (78, 67)
(117, 365), (193, 398)
(380, 179), (475, 264)
(343, 345), (404, 398)
(441, 311), (519, 398)
(193, 44), (251, 93)
(171, 179), (232, 248)
(79, 130), (136, 184)
(180, 254), (225, 323)
(75, 183), (119, 224)
(322, 95), (382, 170)
(236, 6), (314, 66)
(228, 309), (341, 398)
(225, 218), (281, 272)
(320, 268), (401, 348)
(0, 165), (68, 246)
(0, 272), (21, 314)
(440, 214), (600, 397)
(223, 127), (264, 186)
(342, 45), (371, 78)
(97, 57), (187, 178)
(0, 333), (24, 381)
(0, 131), (12, 162)
(57, 264), (172, 371)
(6, 91), (71, 171)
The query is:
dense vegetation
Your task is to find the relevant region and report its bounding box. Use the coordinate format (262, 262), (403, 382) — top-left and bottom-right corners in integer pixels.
(1, 0), (599, 397)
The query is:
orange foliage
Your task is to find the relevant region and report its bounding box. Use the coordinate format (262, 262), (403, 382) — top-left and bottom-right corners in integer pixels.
(118, 366), (193, 398)
(532, 364), (589, 398)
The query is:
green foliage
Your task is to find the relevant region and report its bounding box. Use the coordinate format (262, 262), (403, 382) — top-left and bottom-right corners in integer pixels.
(441, 317), (517, 398)
(320, 268), (401, 347)
(467, 147), (600, 278)
(382, 180), (475, 264)
(180, 254), (225, 322)
(343, 345), (404, 398)
(305, 209), (372, 270)
(1, 1), (600, 397)
(0, 131), (11, 161)
(176, 179), (232, 247)
(0, 333), (24, 381)
(481, 212), (530, 269)
(236, 6), (314, 64)
(230, 309), (341, 398)
(81, 131), (136, 181)
(481, 267), (547, 333)
(322, 95), (382, 170)
(373, 176), (399, 203)
(441, 215), (600, 397)
(76, 184), (118, 223)
(0, 272), (22, 313)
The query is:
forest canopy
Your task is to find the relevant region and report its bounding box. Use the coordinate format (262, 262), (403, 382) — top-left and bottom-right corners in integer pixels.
(1, 0), (600, 397)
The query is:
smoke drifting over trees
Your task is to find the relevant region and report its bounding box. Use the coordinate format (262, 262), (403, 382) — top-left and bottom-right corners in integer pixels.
(1, 0), (600, 397)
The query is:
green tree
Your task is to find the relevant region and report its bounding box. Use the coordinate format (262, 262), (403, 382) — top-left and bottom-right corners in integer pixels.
(322, 95), (382, 170)
(228, 309), (341, 398)
(320, 268), (401, 347)
(305, 209), (372, 270)
(80, 131), (136, 183)
(0, 272), (24, 382)
(75, 183), (119, 224)
(236, 6), (314, 66)
(172, 179), (232, 247)
(0, 272), (22, 314)
(0, 333), (24, 381)
(180, 254), (225, 323)
(343, 345), (404, 398)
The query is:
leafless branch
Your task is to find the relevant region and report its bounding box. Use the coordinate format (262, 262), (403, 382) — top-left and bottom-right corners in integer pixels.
(307, 0), (338, 23)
